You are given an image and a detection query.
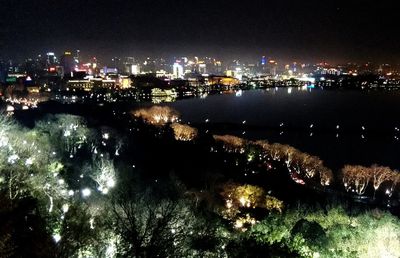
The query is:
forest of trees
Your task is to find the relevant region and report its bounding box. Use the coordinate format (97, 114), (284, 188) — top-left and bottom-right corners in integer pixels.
(0, 106), (400, 257)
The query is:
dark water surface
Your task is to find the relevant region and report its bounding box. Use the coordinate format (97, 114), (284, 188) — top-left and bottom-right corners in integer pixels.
(166, 88), (400, 170)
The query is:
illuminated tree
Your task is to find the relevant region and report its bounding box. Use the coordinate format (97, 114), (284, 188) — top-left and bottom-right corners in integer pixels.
(171, 123), (198, 141)
(248, 204), (400, 258)
(28, 161), (69, 213)
(108, 187), (204, 257)
(370, 164), (392, 197)
(0, 114), (125, 257)
(302, 155), (324, 179)
(268, 143), (285, 161)
(250, 140), (332, 187)
(35, 114), (92, 158)
(342, 166), (354, 192)
(53, 202), (112, 258)
(0, 116), (23, 199)
(221, 183), (265, 209)
(342, 165), (370, 195)
(213, 135), (246, 153)
(254, 142), (292, 163)
(386, 170), (400, 198)
(264, 195), (284, 213)
(132, 106), (179, 126)
(282, 145), (297, 167)
(253, 140), (270, 158)
(0, 118), (66, 204)
(88, 156), (117, 195)
(319, 167), (334, 186)
(220, 183), (284, 228)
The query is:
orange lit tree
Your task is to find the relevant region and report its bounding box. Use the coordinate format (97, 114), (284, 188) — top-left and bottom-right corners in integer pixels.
(133, 106), (179, 126)
(171, 123), (198, 142)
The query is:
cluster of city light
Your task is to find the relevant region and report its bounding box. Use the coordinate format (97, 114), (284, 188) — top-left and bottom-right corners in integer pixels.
(4, 97), (40, 112)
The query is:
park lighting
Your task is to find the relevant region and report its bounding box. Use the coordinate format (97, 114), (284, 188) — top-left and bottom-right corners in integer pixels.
(235, 220), (243, 229)
(25, 157), (34, 166)
(106, 178), (116, 188)
(8, 154), (19, 164)
(53, 234), (61, 243)
(62, 203), (69, 213)
(6, 105), (14, 112)
(226, 200), (233, 209)
(82, 188), (91, 197)
(64, 130), (71, 137)
(239, 197), (246, 206)
(90, 218), (95, 229)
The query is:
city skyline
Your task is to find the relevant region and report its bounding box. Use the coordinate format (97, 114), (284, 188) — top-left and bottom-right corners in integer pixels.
(1, 0), (399, 63)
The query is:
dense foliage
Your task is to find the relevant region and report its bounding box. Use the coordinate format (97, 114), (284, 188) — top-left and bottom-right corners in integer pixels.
(1, 107), (400, 257)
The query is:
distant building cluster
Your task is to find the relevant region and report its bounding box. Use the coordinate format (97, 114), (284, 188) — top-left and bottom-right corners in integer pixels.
(2, 51), (400, 108)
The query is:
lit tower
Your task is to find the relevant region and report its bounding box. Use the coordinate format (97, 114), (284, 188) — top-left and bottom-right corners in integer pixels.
(60, 51), (75, 76)
(173, 62), (184, 79)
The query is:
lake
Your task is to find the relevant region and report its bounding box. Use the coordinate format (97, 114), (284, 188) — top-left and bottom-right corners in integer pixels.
(165, 88), (400, 171)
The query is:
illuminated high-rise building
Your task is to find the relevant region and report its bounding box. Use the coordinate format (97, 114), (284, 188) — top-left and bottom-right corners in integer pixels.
(173, 62), (184, 79)
(198, 63), (207, 74)
(74, 50), (80, 64)
(46, 52), (57, 67)
(261, 56), (267, 66)
(112, 57), (122, 72)
(123, 57), (135, 74)
(131, 64), (141, 75)
(60, 51), (75, 76)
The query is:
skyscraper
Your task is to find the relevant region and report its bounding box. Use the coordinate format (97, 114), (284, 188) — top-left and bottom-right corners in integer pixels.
(60, 51), (75, 76)
(173, 62), (184, 79)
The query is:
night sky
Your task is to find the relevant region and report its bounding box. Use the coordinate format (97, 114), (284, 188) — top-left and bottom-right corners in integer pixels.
(0, 0), (399, 63)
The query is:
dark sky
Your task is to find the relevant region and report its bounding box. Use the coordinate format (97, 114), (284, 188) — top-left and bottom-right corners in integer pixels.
(1, 0), (399, 63)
